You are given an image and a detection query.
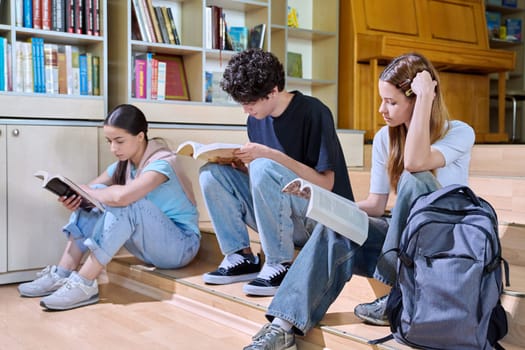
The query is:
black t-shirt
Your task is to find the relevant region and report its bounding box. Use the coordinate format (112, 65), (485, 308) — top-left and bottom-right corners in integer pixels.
(247, 91), (354, 200)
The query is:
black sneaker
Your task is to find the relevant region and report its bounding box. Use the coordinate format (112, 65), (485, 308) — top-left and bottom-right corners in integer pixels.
(242, 262), (291, 296)
(203, 253), (261, 285)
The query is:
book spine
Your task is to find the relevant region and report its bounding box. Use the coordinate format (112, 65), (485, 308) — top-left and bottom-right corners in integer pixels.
(28, 38), (38, 92)
(92, 55), (100, 95)
(71, 46), (80, 94)
(0, 37), (5, 91)
(83, 0), (93, 35)
(154, 6), (169, 44)
(15, 42), (25, 92)
(42, 0), (52, 30)
(134, 58), (147, 98)
(65, 0), (75, 33)
(23, 0), (33, 28)
(150, 57), (158, 100)
(139, 0), (156, 42)
(78, 53), (88, 95)
(16, 0), (24, 27)
(74, 0), (83, 34)
(93, 0), (100, 36)
(85, 52), (93, 95)
(21, 41), (33, 92)
(156, 60), (166, 100)
(146, 0), (162, 43)
(52, 0), (64, 32)
(131, 0), (148, 42)
(32, 0), (42, 29)
(38, 37), (46, 93)
(43, 43), (53, 93)
(167, 7), (181, 45)
(160, 7), (175, 44)
(6, 43), (12, 92)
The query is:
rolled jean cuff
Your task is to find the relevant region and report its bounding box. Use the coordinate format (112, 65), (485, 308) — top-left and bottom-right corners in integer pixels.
(265, 310), (306, 336)
(83, 238), (113, 266)
(372, 270), (394, 287)
(62, 217), (89, 254)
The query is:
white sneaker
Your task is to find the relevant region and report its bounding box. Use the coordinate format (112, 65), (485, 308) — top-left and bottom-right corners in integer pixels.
(244, 323), (296, 350)
(242, 262), (290, 296)
(18, 265), (68, 297)
(40, 272), (99, 311)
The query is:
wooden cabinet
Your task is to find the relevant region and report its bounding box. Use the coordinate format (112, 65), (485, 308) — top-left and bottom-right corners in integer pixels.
(107, 0), (340, 123)
(0, 122), (99, 284)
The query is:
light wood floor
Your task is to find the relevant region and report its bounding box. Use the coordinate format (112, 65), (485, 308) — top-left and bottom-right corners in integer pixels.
(0, 282), (258, 350)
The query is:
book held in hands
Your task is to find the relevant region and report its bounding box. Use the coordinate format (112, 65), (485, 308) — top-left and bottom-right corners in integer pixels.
(282, 178), (368, 245)
(34, 170), (104, 212)
(176, 141), (243, 163)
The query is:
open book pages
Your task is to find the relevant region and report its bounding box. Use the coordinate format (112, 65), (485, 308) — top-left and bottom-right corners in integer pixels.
(34, 170), (105, 212)
(282, 178), (368, 245)
(175, 141), (243, 163)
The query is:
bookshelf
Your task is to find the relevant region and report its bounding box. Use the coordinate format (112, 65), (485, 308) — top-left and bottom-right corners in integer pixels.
(271, 0), (339, 120)
(0, 0), (107, 283)
(107, 0), (340, 124)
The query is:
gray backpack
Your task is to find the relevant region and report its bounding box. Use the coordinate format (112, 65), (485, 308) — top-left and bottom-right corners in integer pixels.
(377, 185), (509, 349)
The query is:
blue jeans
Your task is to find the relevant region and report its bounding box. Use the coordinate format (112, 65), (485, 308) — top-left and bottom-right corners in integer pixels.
(199, 158), (316, 264)
(63, 198), (200, 269)
(266, 171), (440, 334)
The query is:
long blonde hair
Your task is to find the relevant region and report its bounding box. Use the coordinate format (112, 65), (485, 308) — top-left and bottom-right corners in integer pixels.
(379, 53), (450, 191)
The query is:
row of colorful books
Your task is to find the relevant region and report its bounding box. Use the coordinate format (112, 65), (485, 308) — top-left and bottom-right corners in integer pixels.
(11, 38), (100, 95)
(486, 11), (522, 42)
(16, 0), (101, 36)
(133, 52), (189, 101)
(131, 0), (180, 45)
(0, 37), (12, 92)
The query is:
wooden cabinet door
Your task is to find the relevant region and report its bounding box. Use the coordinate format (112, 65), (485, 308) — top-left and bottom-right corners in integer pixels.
(6, 125), (98, 271)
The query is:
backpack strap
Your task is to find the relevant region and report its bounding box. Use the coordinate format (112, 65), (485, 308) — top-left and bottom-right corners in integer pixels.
(368, 333), (394, 345)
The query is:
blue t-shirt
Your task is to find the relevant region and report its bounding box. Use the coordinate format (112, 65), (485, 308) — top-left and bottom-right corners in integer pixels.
(107, 160), (199, 234)
(247, 91), (354, 200)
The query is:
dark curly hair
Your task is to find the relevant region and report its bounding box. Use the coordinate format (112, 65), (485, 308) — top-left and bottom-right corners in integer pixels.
(220, 49), (285, 104)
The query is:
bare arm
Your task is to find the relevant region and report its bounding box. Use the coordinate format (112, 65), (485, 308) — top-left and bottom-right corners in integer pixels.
(404, 71), (445, 172)
(83, 171), (167, 207)
(357, 193), (389, 217)
(234, 142), (335, 191)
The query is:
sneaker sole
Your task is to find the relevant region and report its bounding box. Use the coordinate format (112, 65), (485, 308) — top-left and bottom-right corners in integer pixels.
(40, 294), (100, 311)
(242, 284), (278, 296)
(354, 313), (390, 326)
(19, 289), (58, 298)
(203, 272), (259, 285)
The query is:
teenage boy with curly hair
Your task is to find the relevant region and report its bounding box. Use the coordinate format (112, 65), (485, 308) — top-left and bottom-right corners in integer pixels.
(200, 49), (354, 296)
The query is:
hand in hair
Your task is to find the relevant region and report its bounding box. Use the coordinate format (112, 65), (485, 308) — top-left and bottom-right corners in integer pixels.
(410, 71), (437, 99)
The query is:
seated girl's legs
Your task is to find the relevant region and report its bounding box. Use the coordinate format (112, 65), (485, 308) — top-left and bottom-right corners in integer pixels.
(265, 218), (387, 335)
(122, 199), (200, 269)
(373, 171), (441, 285)
(199, 163), (257, 254)
(249, 158), (310, 265)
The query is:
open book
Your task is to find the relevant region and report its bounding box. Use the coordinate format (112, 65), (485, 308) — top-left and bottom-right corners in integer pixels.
(34, 170), (104, 212)
(282, 178), (368, 245)
(176, 141), (243, 163)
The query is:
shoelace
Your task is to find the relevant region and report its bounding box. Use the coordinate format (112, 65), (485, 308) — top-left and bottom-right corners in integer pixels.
(257, 263), (288, 280)
(36, 265), (54, 278)
(251, 324), (283, 344)
(218, 253), (247, 270)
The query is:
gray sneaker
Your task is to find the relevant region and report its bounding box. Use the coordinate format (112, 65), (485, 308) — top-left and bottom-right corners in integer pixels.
(354, 295), (390, 326)
(18, 265), (68, 297)
(40, 272), (99, 311)
(243, 323), (296, 350)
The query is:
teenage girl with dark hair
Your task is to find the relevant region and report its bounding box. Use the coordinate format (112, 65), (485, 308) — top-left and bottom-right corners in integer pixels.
(18, 104), (200, 311)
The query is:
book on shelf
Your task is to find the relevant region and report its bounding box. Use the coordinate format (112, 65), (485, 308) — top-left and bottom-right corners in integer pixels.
(150, 57), (158, 100)
(34, 170), (104, 212)
(85, 51), (93, 95)
(65, 0), (75, 33)
(93, 0), (100, 36)
(23, 0), (33, 28)
(229, 26), (248, 52)
(92, 55), (100, 96)
(19, 41), (33, 93)
(43, 43), (59, 94)
(209, 70), (234, 104)
(176, 141), (243, 163)
(134, 58), (147, 98)
(52, 0), (65, 32)
(505, 18), (522, 42)
(154, 6), (170, 44)
(486, 11), (501, 39)
(502, 0), (517, 7)
(41, 0), (52, 30)
(74, 0), (83, 34)
(205, 71), (213, 102)
(32, 0), (42, 29)
(154, 54), (189, 100)
(78, 53), (88, 95)
(248, 24), (266, 49)
(71, 45), (80, 95)
(139, 0), (156, 42)
(166, 7), (181, 45)
(156, 60), (166, 100)
(135, 52), (153, 98)
(57, 48), (67, 94)
(0, 37), (5, 92)
(282, 178), (369, 245)
(132, 0), (151, 42)
(287, 52), (303, 78)
(145, 0), (162, 43)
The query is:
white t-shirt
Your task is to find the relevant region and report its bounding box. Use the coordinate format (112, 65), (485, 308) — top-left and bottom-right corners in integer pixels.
(369, 120), (475, 194)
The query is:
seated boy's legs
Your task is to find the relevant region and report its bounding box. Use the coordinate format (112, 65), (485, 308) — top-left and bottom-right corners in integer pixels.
(355, 171), (441, 325)
(244, 158), (311, 296)
(244, 219), (387, 349)
(200, 163), (261, 285)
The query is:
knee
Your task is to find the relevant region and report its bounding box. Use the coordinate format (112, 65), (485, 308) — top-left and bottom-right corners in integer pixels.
(199, 163), (222, 188)
(249, 158), (282, 187)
